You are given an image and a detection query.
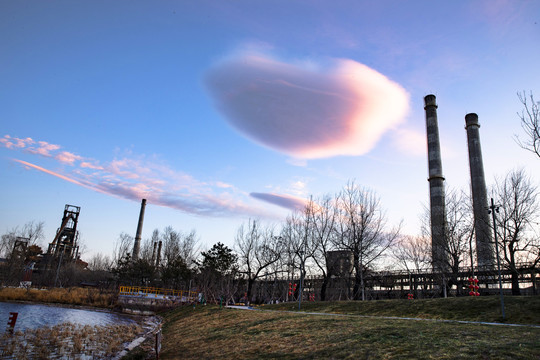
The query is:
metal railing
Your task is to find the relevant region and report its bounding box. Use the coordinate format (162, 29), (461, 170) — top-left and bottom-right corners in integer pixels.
(119, 286), (198, 300)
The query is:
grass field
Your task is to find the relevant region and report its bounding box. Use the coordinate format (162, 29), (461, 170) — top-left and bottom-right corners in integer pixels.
(158, 297), (540, 360)
(265, 295), (540, 325)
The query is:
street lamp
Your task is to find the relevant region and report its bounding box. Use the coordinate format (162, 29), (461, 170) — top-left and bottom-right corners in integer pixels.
(488, 198), (506, 320)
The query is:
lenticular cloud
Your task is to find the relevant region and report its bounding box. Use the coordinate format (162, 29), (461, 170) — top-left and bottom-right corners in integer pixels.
(205, 52), (409, 158)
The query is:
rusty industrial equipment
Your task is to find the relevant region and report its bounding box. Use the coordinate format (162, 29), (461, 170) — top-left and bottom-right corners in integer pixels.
(10, 237), (29, 263)
(46, 204), (81, 262)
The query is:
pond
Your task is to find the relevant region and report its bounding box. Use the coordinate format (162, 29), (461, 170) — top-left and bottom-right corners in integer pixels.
(0, 301), (138, 332)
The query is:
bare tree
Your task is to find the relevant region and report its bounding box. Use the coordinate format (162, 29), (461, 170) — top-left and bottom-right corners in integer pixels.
(161, 226), (181, 267)
(393, 235), (431, 273)
(161, 226), (199, 268)
(515, 91), (540, 158)
(0, 221), (45, 258)
(334, 181), (401, 300)
(493, 168), (540, 295)
(444, 190), (475, 275)
(160, 227), (197, 287)
(139, 230), (157, 264)
(0, 221), (45, 285)
(308, 195), (339, 301)
(235, 219), (282, 303)
(87, 252), (113, 271)
(419, 187), (476, 288)
(112, 232), (133, 265)
(179, 230), (200, 268)
(281, 206), (317, 304)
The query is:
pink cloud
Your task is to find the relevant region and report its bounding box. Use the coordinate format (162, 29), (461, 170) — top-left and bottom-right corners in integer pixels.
(56, 151), (83, 165)
(0, 135), (35, 149)
(27, 141), (61, 156)
(1, 135), (95, 165)
(80, 161), (104, 170)
(250, 192), (309, 211)
(4, 135), (273, 219)
(13, 159), (105, 194)
(205, 51), (409, 159)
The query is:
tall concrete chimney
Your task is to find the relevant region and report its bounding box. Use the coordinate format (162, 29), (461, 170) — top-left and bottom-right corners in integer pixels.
(424, 95), (448, 271)
(151, 241), (157, 265)
(155, 241), (162, 267)
(465, 113), (494, 268)
(132, 198), (146, 261)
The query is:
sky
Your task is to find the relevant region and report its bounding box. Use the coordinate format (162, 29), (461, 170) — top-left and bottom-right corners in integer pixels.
(1, 0), (539, 261)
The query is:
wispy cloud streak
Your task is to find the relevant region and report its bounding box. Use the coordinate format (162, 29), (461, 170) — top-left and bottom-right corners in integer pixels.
(14, 159), (101, 192)
(1, 135), (271, 218)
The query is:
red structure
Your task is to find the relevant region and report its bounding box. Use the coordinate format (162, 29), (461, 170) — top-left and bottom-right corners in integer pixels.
(7, 312), (18, 334)
(468, 277), (480, 296)
(288, 283), (297, 299)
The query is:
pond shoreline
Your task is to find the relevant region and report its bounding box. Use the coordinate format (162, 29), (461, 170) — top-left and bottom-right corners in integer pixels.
(1, 298), (114, 312)
(0, 299), (162, 359)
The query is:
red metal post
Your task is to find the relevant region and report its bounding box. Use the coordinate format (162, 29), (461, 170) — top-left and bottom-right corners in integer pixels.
(7, 312), (18, 334)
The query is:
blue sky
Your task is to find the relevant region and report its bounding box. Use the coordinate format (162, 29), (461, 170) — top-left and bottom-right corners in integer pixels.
(1, 0), (539, 260)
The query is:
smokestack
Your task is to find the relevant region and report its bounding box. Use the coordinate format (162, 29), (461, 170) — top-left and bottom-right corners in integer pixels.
(132, 199), (146, 261)
(151, 241), (157, 265)
(465, 113), (494, 268)
(155, 241), (162, 267)
(424, 95), (448, 271)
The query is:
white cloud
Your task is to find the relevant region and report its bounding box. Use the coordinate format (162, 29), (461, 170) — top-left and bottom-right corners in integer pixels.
(391, 127), (426, 156)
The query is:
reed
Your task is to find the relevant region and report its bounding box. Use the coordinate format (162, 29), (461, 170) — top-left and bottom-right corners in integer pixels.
(0, 286), (115, 308)
(0, 322), (142, 359)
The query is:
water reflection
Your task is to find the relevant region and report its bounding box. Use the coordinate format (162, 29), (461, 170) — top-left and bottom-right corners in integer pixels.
(0, 301), (136, 332)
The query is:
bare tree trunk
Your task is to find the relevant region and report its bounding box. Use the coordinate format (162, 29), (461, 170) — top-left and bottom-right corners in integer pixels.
(247, 277), (255, 303)
(320, 275), (329, 301)
(511, 271), (521, 295)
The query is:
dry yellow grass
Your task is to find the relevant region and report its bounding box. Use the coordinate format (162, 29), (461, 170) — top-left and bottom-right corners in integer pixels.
(0, 287), (115, 308)
(159, 304), (540, 359)
(0, 322), (142, 359)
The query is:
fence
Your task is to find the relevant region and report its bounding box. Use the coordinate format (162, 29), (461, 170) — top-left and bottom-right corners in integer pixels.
(119, 286), (198, 301)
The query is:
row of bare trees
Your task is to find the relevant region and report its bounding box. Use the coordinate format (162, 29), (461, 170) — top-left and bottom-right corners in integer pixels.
(394, 169), (539, 296)
(227, 181), (401, 302)
(1, 171), (538, 299)
(101, 90), (538, 300)
(84, 181), (401, 302)
(103, 89), (540, 299)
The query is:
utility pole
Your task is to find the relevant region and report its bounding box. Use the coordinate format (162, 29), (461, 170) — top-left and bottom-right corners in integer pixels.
(488, 198), (506, 320)
(298, 250), (304, 311)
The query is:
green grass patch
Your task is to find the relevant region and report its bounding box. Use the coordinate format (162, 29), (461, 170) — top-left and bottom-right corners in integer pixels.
(262, 296), (540, 325)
